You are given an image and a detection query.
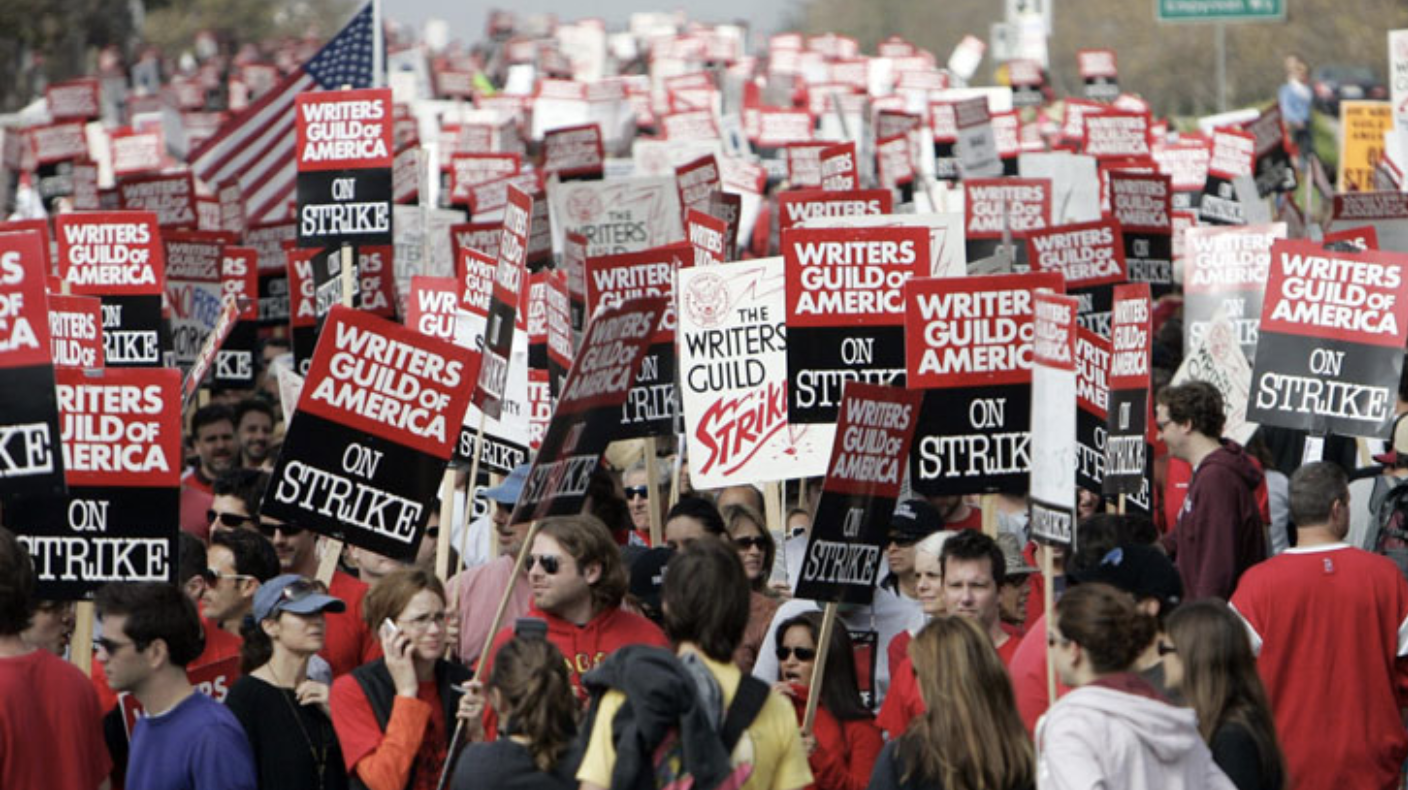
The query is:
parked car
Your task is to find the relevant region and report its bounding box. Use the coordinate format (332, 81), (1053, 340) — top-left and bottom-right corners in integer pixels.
(1311, 64), (1387, 115)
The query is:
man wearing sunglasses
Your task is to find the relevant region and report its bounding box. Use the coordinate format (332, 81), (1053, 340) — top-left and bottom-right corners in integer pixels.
(0, 527), (113, 790)
(258, 516), (377, 678)
(96, 582), (257, 790)
(205, 529), (281, 636)
(208, 469), (269, 540)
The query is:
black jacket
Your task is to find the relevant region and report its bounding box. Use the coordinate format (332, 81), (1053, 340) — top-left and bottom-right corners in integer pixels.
(348, 658), (472, 790)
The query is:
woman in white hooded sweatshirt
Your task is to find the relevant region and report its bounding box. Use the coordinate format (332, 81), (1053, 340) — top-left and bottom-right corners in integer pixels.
(1036, 583), (1236, 790)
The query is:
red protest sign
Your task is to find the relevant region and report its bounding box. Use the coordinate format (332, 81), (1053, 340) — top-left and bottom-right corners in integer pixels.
(1027, 220), (1127, 288)
(675, 155), (721, 216)
(786, 142), (832, 188)
(1109, 283), (1152, 391)
(903, 272), (1064, 389)
(820, 142), (859, 192)
(221, 247), (260, 322)
(56, 212), (164, 296)
(1260, 240), (1408, 349)
(1082, 111), (1152, 160)
(543, 123), (604, 179)
(450, 222), (502, 263)
(1324, 226), (1379, 250)
(285, 247), (318, 330)
(876, 134), (916, 190)
(55, 367), (181, 488)
(785, 227), (927, 330)
(964, 178), (1052, 239)
(585, 244), (688, 346)
(118, 173), (197, 230)
(0, 230), (53, 370)
(1208, 128), (1256, 181)
(777, 189), (893, 230)
(457, 246), (497, 319)
(109, 128), (165, 177)
(448, 153), (521, 206)
(1, 220), (52, 275)
(46, 79), (101, 121)
(48, 294), (103, 369)
(406, 276), (461, 342)
(474, 187), (532, 419)
(294, 88), (393, 171)
(29, 123), (88, 164)
(1109, 171), (1172, 232)
(686, 210), (728, 267)
(753, 108), (814, 148)
(298, 305), (474, 458)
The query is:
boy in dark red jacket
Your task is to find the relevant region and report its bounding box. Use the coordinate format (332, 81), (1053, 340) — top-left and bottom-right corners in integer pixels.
(1156, 382), (1266, 599)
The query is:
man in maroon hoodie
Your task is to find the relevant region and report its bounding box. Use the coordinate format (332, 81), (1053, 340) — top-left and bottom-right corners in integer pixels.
(1156, 381), (1266, 599)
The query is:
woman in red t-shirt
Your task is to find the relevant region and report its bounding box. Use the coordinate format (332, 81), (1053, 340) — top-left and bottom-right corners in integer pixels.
(771, 611), (882, 790)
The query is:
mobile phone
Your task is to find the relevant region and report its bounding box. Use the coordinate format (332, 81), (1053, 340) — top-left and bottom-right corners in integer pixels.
(379, 618), (400, 641)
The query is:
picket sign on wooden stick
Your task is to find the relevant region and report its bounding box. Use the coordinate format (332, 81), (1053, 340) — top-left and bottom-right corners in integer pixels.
(980, 494), (998, 537)
(453, 410), (489, 579)
(1117, 494), (1127, 516)
(434, 470), (457, 581)
(801, 602), (840, 735)
(60, 274), (97, 676)
(668, 448), (683, 509)
(1043, 547), (1057, 706)
(316, 243), (357, 587)
(486, 472), (503, 558)
(765, 481), (783, 537)
(645, 437), (663, 546)
(474, 519), (542, 679)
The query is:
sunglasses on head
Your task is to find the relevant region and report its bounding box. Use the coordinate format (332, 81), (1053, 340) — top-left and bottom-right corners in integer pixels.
(733, 536), (768, 550)
(207, 510), (254, 528)
(775, 646), (816, 661)
(624, 485), (649, 501)
(258, 521), (305, 538)
(277, 578), (323, 608)
(527, 554), (561, 574)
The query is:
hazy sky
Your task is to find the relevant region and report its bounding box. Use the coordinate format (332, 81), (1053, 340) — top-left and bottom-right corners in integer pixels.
(381, 0), (796, 44)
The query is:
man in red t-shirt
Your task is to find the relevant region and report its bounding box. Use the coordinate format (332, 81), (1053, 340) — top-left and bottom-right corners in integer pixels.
(1232, 462), (1408, 790)
(0, 527), (112, 790)
(180, 404), (240, 541)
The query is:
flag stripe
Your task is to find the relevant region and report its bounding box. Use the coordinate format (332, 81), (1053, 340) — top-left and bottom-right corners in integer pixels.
(201, 75), (310, 186)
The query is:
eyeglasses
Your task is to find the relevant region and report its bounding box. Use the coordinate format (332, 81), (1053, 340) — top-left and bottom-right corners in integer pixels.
(208, 510), (255, 529)
(624, 485), (649, 501)
(527, 554), (561, 574)
(733, 536), (768, 550)
(398, 612), (447, 631)
(775, 646), (817, 661)
(887, 534), (919, 548)
(1157, 642), (1177, 656)
(258, 521), (305, 538)
(95, 636), (140, 656)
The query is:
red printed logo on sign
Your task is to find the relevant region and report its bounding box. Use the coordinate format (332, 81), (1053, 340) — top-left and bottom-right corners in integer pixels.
(295, 88), (394, 171)
(56, 212), (165, 296)
(1260, 240), (1408, 349)
(0, 230), (53, 370)
(299, 306), (473, 458)
(55, 367), (182, 488)
(903, 272), (1065, 389)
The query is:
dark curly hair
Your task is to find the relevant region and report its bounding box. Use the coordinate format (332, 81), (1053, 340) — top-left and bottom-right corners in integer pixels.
(1156, 381), (1225, 439)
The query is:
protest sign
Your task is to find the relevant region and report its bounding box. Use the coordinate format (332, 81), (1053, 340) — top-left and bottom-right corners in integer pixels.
(1199, 128), (1255, 225)
(217, 181), (245, 237)
(1172, 306), (1258, 445)
(56, 212), (166, 369)
(904, 272), (1063, 496)
(451, 221), (503, 263)
(784, 226), (927, 425)
(263, 306), (474, 560)
(543, 123), (605, 180)
(117, 654), (242, 740)
(295, 88), (394, 249)
(929, 101), (960, 182)
(1075, 327), (1110, 494)
(119, 173), (197, 230)
(964, 177), (1051, 266)
(0, 230), (65, 496)
(1241, 106), (1297, 196)
(675, 155), (721, 218)
(546, 175), (684, 257)
(214, 246), (258, 389)
(1246, 241), (1408, 438)
(452, 246), (531, 475)
(448, 153), (521, 206)
(1323, 226), (1378, 251)
(181, 295), (244, 406)
(11, 367), (181, 599)
(1082, 110), (1151, 160)
(527, 269), (573, 397)
(585, 243), (688, 437)
(474, 186), (532, 422)
(109, 127), (166, 177)
(1109, 171), (1175, 297)
(955, 97), (1002, 178)
(48, 294), (104, 369)
(1154, 137), (1211, 211)
(1183, 223), (1286, 365)
(678, 257), (832, 489)
(801, 213), (967, 280)
(46, 78), (101, 121)
(511, 296), (667, 524)
(1029, 291), (1079, 547)
(1078, 49), (1119, 103)
(1026, 219), (1126, 336)
(820, 142), (859, 192)
(1330, 192), (1408, 252)
(1338, 101), (1393, 193)
(163, 231), (225, 373)
(1009, 60), (1046, 109)
(795, 382), (923, 604)
(406, 276), (460, 342)
(686, 209), (728, 267)
(285, 247), (317, 376)
(562, 231), (589, 327)
(1104, 283), (1151, 496)
(777, 188), (894, 231)
(787, 141), (831, 188)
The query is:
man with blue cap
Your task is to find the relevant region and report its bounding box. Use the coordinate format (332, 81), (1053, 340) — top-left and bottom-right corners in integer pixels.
(449, 463), (534, 663)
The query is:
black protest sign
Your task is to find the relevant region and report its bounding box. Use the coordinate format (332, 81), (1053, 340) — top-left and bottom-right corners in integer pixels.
(285, 246), (318, 376)
(1241, 107), (1298, 197)
(1199, 129), (1256, 226)
(902, 272), (1063, 496)
(0, 231), (65, 497)
(584, 243), (687, 437)
(784, 226), (926, 425)
(1029, 291), (1080, 548)
(1075, 327), (1111, 494)
(215, 247), (259, 389)
(795, 383), (923, 604)
(1246, 241), (1408, 438)
(1026, 219), (1127, 336)
(512, 296), (667, 525)
(296, 88), (394, 249)
(10, 367), (181, 600)
(1078, 49), (1119, 103)
(1104, 283), (1151, 496)
(1109, 171), (1174, 298)
(263, 306), (473, 560)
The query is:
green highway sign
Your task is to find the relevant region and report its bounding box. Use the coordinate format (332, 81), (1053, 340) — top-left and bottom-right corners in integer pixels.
(1156, 0), (1285, 22)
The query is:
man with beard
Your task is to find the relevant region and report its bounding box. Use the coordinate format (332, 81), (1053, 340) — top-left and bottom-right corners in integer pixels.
(181, 404), (240, 541)
(233, 399), (275, 471)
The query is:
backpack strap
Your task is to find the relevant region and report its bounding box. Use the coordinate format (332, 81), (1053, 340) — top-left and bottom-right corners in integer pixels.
(720, 676), (770, 753)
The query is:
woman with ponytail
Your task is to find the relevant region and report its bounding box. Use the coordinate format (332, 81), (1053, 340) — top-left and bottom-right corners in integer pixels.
(451, 635), (581, 790)
(226, 574), (349, 790)
(1037, 583), (1236, 790)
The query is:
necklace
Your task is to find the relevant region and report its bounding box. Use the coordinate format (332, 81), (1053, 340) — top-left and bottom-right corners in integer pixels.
(264, 662), (330, 788)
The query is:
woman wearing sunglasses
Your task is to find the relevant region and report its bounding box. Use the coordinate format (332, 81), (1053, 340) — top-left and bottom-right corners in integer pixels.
(226, 574), (349, 790)
(723, 503), (781, 672)
(771, 612), (881, 790)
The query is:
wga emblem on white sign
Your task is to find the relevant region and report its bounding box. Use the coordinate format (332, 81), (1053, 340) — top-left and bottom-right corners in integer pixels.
(842, 506), (863, 539)
(683, 272), (729, 329)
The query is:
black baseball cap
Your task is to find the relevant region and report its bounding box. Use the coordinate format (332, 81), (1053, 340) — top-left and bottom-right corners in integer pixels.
(888, 499), (945, 544)
(1070, 543), (1183, 611)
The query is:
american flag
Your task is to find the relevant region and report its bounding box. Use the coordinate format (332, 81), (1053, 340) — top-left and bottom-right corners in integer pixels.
(190, 3), (376, 225)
